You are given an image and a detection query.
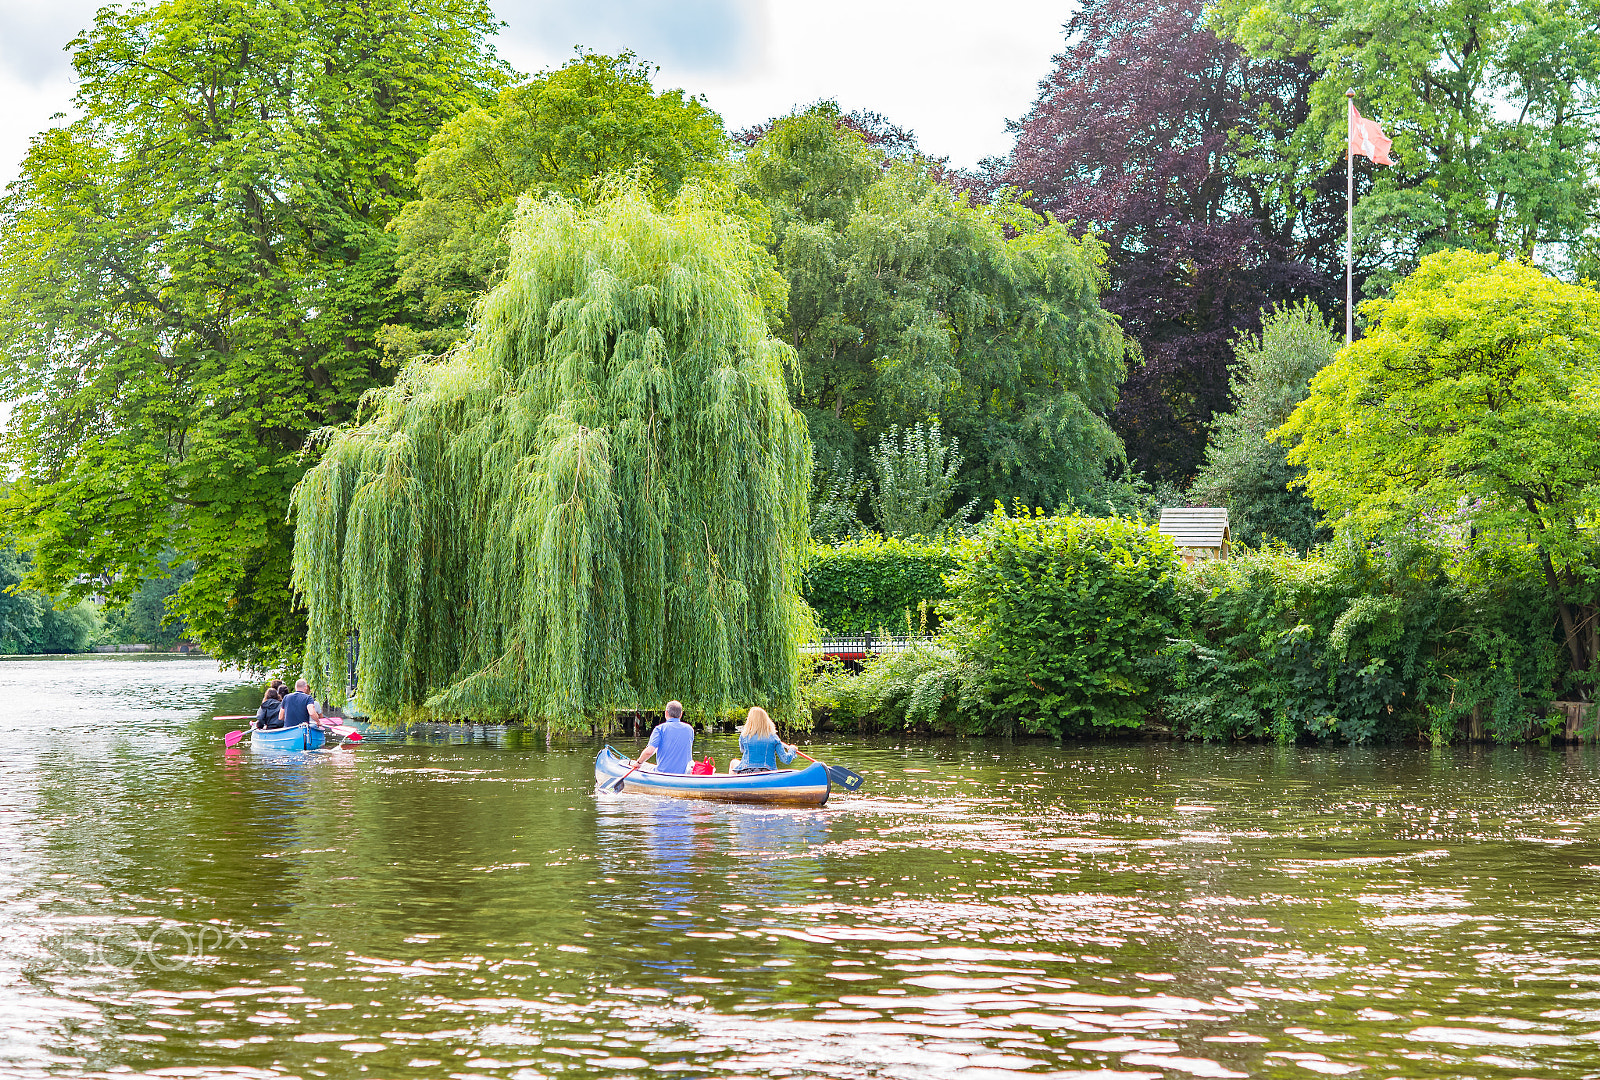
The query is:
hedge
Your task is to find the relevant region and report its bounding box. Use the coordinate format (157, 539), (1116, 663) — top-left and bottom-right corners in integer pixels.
(802, 535), (959, 636)
(810, 511), (1566, 743)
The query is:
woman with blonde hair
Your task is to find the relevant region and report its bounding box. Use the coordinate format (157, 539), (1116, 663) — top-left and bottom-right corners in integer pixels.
(731, 706), (797, 774)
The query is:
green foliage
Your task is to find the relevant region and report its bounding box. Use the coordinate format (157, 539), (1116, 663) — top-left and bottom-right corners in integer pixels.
(34, 602), (103, 654)
(1211, 0), (1600, 280)
(292, 189), (812, 727)
(1192, 301), (1337, 549)
(812, 511), (1567, 743)
(0, 542), (43, 651)
(1280, 251), (1600, 685)
(0, 540), (104, 654)
(808, 455), (869, 543)
(807, 637), (989, 734)
(102, 554), (194, 648)
(741, 105), (1129, 513)
(1160, 540), (1561, 744)
(802, 534), (960, 636)
(388, 51), (730, 353)
(868, 421), (977, 538)
(946, 510), (1183, 736)
(0, 0), (502, 673)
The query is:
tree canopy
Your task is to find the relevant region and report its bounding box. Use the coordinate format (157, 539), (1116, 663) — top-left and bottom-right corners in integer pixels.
(1213, 0), (1600, 282)
(388, 51), (729, 353)
(1192, 301), (1338, 550)
(742, 105), (1130, 516)
(0, 0), (502, 671)
(1280, 251), (1600, 682)
(1004, 0), (1345, 486)
(292, 189), (812, 726)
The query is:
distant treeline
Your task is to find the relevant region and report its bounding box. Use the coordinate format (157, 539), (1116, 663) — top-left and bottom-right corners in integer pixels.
(0, 542), (189, 654)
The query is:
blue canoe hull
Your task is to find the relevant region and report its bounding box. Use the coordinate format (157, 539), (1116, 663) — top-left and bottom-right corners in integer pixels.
(595, 745), (829, 806)
(250, 724), (327, 751)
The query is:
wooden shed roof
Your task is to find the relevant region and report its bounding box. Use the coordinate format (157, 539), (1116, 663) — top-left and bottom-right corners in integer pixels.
(1158, 507), (1231, 548)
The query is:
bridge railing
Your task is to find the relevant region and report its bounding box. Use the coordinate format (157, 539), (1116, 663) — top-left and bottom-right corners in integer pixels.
(800, 633), (919, 659)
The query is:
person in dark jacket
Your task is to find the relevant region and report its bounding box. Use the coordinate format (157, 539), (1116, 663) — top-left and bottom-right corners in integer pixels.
(254, 687), (283, 729)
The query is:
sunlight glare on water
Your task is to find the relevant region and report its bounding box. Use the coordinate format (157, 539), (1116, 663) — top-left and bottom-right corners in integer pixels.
(2, 656), (1600, 1079)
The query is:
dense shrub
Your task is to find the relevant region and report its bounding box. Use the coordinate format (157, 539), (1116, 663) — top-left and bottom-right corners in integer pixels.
(803, 535), (959, 635)
(810, 511), (1568, 744)
(1159, 540), (1561, 743)
(806, 638), (989, 734)
(946, 510), (1183, 736)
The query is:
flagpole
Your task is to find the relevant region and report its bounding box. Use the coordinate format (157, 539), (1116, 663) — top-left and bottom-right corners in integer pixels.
(1346, 89), (1354, 346)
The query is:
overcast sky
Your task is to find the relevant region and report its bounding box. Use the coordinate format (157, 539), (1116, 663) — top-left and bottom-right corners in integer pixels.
(0, 0), (1073, 189)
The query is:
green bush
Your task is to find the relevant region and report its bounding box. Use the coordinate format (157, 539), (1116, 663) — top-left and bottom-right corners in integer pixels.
(1160, 539), (1561, 743)
(806, 637), (989, 734)
(803, 534), (959, 635)
(946, 510), (1183, 736)
(808, 513), (1568, 744)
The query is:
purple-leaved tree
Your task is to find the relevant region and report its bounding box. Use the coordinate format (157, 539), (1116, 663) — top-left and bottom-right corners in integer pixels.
(1004, 0), (1348, 486)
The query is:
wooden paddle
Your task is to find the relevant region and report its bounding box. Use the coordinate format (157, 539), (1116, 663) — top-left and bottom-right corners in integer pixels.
(793, 748), (865, 791)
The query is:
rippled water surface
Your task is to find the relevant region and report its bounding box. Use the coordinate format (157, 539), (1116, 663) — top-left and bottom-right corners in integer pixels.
(4, 657), (1600, 1079)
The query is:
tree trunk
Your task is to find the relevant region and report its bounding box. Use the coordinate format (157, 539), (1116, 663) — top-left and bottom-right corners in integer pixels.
(1541, 549), (1591, 693)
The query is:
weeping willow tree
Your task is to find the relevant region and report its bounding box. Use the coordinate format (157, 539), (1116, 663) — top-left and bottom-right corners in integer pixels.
(290, 189), (813, 728)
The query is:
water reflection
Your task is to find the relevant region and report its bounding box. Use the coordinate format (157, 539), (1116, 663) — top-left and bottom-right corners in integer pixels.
(1, 659), (1599, 1078)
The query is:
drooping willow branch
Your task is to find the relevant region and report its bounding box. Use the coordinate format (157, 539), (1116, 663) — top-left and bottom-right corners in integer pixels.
(290, 189), (813, 729)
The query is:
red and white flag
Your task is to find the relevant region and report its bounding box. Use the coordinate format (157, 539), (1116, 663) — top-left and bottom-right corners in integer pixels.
(1349, 102), (1395, 166)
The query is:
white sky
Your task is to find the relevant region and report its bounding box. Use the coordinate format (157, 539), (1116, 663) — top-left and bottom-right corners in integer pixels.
(0, 0), (1075, 189)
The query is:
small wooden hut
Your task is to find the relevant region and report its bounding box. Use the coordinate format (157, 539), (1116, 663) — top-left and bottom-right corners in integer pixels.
(1158, 507), (1231, 564)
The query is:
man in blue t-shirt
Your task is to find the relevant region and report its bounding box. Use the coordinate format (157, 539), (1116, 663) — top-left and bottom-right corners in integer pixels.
(635, 700), (694, 774)
(280, 679), (323, 728)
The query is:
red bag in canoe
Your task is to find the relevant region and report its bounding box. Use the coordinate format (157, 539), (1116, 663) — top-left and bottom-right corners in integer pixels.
(690, 756), (714, 775)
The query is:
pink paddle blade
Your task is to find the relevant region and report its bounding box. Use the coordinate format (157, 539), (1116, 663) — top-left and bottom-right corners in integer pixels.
(223, 730), (245, 748)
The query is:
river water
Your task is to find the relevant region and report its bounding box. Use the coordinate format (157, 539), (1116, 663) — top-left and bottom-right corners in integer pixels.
(3, 656), (1600, 1079)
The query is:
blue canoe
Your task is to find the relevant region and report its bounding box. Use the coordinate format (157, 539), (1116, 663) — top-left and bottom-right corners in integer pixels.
(595, 745), (830, 806)
(250, 724), (327, 751)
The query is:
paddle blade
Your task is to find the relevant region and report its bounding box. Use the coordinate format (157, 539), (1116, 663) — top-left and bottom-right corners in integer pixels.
(224, 730), (245, 748)
(826, 765), (865, 791)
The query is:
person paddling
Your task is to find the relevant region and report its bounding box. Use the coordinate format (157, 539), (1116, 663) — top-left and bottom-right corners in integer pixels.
(731, 706), (796, 773)
(280, 679), (323, 729)
(633, 700), (694, 775)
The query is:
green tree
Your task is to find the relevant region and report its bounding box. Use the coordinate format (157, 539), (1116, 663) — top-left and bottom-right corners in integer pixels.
(0, 540), (105, 654)
(868, 422), (975, 538)
(809, 455), (869, 543)
(0, 0), (502, 672)
(102, 554), (194, 648)
(1279, 250), (1600, 689)
(387, 51), (730, 354)
(1212, 0), (1600, 282)
(1192, 301), (1338, 549)
(740, 105), (1130, 513)
(35, 602), (103, 654)
(291, 189), (811, 727)
(0, 542), (44, 651)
